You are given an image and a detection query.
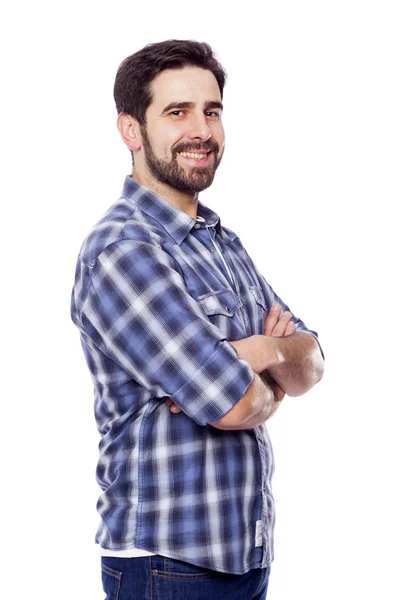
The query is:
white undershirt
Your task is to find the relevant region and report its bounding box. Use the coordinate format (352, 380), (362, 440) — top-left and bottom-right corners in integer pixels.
(196, 216), (235, 286)
(100, 547), (155, 558)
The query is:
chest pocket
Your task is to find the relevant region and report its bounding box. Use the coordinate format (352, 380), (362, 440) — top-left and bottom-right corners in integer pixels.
(197, 289), (241, 338)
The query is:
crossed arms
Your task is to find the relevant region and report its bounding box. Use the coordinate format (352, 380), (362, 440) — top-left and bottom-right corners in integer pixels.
(167, 304), (324, 430)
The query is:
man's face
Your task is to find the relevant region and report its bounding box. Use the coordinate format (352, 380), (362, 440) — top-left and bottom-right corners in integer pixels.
(139, 67), (225, 193)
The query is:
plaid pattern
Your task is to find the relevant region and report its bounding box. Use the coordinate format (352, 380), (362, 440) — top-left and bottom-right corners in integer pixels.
(71, 175), (321, 575)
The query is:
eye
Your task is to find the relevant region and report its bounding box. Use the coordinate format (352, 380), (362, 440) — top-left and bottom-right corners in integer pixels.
(205, 111), (221, 119)
(170, 110), (185, 116)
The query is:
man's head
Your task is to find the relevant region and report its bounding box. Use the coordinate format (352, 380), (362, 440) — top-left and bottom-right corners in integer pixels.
(114, 40), (227, 195)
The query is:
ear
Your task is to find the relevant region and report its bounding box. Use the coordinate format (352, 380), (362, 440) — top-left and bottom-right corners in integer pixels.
(116, 113), (142, 151)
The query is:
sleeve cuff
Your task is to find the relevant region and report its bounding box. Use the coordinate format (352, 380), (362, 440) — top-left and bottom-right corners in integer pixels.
(172, 340), (254, 426)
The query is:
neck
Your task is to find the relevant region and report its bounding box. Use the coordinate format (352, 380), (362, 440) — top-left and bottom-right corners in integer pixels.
(132, 170), (199, 219)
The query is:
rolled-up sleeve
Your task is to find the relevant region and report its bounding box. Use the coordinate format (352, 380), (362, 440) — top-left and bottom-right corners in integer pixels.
(79, 239), (254, 426)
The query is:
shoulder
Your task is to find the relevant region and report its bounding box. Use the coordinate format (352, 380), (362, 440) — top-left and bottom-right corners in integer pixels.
(220, 224), (240, 245)
(78, 196), (170, 267)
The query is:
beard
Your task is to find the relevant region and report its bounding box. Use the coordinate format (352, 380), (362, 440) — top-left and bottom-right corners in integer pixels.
(139, 125), (224, 193)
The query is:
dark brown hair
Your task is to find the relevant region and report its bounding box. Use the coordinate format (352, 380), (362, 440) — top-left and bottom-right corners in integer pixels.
(113, 40), (227, 125)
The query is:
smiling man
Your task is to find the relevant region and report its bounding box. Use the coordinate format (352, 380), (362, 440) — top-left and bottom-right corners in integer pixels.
(118, 65), (225, 212)
(71, 40), (324, 600)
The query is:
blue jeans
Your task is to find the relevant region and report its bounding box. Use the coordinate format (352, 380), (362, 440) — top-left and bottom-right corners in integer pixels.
(101, 554), (271, 599)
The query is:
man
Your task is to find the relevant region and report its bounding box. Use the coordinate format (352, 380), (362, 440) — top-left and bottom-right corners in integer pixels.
(71, 40), (324, 600)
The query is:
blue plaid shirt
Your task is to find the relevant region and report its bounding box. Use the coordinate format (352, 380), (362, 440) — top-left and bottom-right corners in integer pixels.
(71, 175), (321, 575)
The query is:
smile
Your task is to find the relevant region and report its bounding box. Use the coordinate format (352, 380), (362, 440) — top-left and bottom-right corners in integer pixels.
(178, 151), (213, 166)
(179, 151), (209, 159)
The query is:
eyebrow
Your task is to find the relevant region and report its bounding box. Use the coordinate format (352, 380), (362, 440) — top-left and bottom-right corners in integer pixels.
(160, 100), (224, 115)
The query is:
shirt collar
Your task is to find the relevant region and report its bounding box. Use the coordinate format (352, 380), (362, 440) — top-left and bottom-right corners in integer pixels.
(121, 175), (223, 246)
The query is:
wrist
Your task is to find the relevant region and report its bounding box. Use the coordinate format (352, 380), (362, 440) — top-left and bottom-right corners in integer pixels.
(230, 334), (280, 374)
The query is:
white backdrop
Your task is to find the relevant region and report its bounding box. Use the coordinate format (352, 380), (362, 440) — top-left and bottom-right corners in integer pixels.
(1, 1), (399, 598)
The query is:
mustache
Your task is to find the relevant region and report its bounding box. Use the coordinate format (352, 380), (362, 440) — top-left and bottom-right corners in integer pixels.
(174, 141), (219, 155)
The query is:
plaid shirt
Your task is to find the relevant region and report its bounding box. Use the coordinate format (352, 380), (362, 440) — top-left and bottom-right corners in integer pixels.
(71, 175), (321, 575)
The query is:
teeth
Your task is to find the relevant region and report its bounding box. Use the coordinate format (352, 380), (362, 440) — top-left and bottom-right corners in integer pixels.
(180, 152), (208, 159)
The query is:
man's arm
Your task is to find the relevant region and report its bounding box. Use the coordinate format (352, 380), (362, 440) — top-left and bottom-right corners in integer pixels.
(229, 305), (324, 397)
(167, 307), (294, 428)
(167, 371), (282, 428)
(80, 239), (258, 428)
(230, 332), (323, 396)
(167, 307), (323, 422)
(208, 372), (282, 430)
(209, 312), (296, 429)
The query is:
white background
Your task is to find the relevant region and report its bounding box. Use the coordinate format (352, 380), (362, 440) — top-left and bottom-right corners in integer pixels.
(1, 1), (399, 598)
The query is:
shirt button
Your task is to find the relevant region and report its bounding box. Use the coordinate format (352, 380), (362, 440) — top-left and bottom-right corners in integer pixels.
(194, 223), (201, 229)
(211, 246), (215, 252)
(226, 307), (231, 312)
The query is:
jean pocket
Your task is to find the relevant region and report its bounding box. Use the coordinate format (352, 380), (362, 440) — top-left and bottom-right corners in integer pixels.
(101, 562), (122, 600)
(151, 556), (217, 580)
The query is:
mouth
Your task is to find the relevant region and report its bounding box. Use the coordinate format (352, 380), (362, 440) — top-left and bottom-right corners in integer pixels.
(177, 150), (213, 167)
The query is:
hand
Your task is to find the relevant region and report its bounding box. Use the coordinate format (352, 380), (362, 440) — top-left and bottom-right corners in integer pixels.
(264, 304), (296, 337)
(165, 396), (183, 414)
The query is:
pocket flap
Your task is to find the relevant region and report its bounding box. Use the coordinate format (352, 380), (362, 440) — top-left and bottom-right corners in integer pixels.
(197, 289), (240, 317)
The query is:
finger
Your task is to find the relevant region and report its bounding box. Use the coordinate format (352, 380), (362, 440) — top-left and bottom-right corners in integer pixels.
(165, 397), (183, 413)
(284, 321), (296, 336)
(271, 311), (292, 337)
(264, 304), (281, 336)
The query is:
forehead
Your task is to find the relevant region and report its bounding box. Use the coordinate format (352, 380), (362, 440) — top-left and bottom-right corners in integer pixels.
(148, 67), (221, 110)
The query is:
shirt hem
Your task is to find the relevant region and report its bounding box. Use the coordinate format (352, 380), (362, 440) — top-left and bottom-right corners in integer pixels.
(96, 541), (273, 575)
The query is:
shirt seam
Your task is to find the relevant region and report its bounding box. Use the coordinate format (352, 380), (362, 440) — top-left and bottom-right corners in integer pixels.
(79, 203), (141, 269)
(134, 402), (154, 548)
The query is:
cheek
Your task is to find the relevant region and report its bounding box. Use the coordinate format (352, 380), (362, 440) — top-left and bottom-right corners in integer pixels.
(147, 124), (183, 156)
(161, 121), (186, 140)
(163, 128), (186, 156)
(213, 124), (225, 150)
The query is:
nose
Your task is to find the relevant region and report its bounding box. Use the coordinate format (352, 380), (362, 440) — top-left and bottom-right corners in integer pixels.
(187, 111), (212, 142)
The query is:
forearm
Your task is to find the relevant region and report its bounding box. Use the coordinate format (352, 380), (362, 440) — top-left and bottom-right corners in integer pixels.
(210, 372), (282, 430)
(268, 332), (324, 395)
(230, 332), (324, 397)
(230, 335), (277, 374)
(242, 373), (283, 427)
